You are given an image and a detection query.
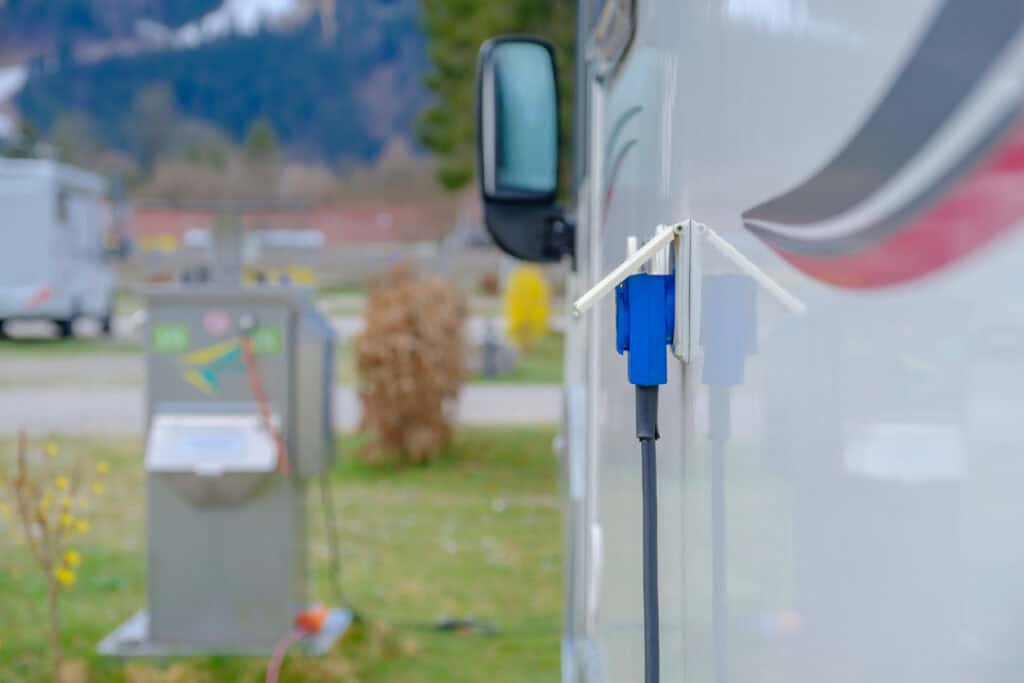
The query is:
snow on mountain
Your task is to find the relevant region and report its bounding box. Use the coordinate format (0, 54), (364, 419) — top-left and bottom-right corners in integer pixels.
(0, 65), (28, 138)
(176, 0), (302, 47)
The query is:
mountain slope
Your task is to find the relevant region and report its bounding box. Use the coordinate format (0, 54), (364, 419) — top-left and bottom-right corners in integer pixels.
(5, 0), (427, 165)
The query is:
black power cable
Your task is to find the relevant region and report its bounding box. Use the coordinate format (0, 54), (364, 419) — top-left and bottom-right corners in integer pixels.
(614, 268), (674, 683)
(636, 385), (661, 683)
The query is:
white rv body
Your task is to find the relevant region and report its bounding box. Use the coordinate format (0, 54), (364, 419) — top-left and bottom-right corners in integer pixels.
(0, 159), (114, 334)
(560, 1), (1024, 681)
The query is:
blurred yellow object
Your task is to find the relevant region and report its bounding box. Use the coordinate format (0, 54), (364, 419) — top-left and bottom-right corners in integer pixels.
(139, 233), (180, 254)
(54, 567), (76, 587)
(243, 265), (317, 286)
(64, 550), (81, 568)
(504, 266), (551, 352)
(285, 265), (317, 285)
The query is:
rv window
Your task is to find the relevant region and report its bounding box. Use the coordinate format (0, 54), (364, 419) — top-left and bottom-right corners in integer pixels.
(589, 0), (635, 76)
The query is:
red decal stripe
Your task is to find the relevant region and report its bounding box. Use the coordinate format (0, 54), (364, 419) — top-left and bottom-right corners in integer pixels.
(778, 120), (1024, 288)
(25, 287), (53, 309)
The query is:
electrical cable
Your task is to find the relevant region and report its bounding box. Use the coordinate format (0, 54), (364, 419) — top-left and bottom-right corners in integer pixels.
(240, 329), (358, 613)
(265, 607), (330, 683)
(636, 385), (661, 683)
(265, 628), (307, 683)
(238, 324), (363, 677)
(318, 472), (350, 612)
(239, 318), (499, 654)
(240, 332), (290, 475)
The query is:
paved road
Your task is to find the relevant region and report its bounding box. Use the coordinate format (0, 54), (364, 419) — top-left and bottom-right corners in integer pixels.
(4, 312), (566, 345)
(0, 384), (562, 435)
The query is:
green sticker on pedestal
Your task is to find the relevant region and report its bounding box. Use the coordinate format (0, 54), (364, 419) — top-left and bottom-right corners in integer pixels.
(152, 323), (190, 353)
(251, 326), (282, 355)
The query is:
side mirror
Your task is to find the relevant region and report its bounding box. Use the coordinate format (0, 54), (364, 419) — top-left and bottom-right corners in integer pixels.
(477, 37), (574, 264)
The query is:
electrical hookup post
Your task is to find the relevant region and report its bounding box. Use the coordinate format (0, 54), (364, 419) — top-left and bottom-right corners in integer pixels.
(98, 217), (353, 662)
(573, 220), (808, 683)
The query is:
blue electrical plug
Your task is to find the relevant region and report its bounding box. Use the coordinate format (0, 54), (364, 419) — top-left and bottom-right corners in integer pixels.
(615, 272), (675, 386)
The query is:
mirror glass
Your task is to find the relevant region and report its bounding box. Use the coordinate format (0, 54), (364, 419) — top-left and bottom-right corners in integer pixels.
(482, 41), (558, 198)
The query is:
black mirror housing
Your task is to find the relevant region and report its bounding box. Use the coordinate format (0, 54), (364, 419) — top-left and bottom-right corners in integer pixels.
(476, 36), (574, 264)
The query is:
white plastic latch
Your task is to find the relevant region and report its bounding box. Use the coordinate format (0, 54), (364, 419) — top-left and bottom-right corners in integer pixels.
(572, 222), (684, 317)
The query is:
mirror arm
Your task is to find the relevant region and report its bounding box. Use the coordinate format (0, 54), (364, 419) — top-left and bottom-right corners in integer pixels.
(546, 213), (577, 271)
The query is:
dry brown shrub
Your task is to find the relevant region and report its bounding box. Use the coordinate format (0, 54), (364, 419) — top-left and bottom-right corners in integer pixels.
(355, 263), (467, 464)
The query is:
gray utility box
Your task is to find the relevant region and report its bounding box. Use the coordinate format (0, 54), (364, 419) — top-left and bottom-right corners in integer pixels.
(100, 285), (335, 656)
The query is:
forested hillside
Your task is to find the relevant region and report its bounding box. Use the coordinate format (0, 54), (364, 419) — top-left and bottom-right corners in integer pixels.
(3, 0), (426, 167)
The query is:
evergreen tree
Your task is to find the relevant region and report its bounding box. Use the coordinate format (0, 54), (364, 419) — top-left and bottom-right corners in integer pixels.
(127, 83), (178, 171)
(418, 0), (576, 191)
(244, 118), (280, 165)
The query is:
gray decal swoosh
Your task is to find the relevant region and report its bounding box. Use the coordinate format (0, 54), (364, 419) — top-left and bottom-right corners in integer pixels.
(744, 0), (1024, 228)
(746, 105), (1020, 257)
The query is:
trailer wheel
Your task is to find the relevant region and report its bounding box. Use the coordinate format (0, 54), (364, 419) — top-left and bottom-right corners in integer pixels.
(99, 312), (113, 336)
(55, 319), (74, 339)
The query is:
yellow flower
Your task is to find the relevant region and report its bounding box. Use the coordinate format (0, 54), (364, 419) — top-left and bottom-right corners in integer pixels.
(64, 550), (82, 567)
(74, 519), (91, 534)
(96, 461), (111, 475)
(54, 567), (76, 587)
(60, 513), (75, 528)
(54, 476), (70, 491)
(91, 483), (105, 496)
(45, 443), (59, 458)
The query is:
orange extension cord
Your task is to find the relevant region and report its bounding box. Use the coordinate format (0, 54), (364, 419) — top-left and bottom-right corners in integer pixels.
(240, 333), (291, 475)
(265, 607), (330, 683)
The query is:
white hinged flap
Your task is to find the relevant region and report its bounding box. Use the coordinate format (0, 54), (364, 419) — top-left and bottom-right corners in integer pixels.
(146, 413), (277, 476)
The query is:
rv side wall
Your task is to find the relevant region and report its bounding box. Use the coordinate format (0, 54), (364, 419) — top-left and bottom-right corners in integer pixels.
(0, 171), (59, 320)
(569, 1), (1024, 682)
(0, 160), (113, 328)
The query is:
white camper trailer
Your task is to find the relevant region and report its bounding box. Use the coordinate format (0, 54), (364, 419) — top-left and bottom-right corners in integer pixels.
(0, 158), (115, 337)
(475, 1), (1024, 682)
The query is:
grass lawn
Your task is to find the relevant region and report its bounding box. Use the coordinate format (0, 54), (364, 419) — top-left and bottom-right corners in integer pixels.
(0, 427), (562, 682)
(0, 339), (142, 356)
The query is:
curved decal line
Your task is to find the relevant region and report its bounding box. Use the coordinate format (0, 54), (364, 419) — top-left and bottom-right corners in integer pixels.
(746, 105), (1018, 257)
(739, 0), (1024, 288)
(745, 0), (1024, 228)
(603, 139), (638, 215)
(772, 118), (1024, 288)
(605, 105), (643, 166)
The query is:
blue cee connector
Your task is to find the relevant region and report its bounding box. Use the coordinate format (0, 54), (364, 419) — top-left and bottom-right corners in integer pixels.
(615, 272), (675, 386)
